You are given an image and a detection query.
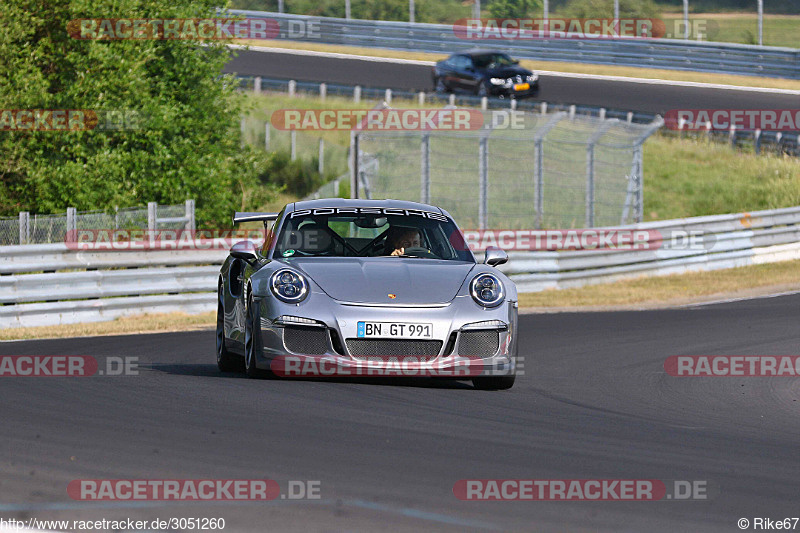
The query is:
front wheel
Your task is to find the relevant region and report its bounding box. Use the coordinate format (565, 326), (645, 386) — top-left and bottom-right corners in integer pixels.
(472, 375), (515, 390)
(244, 290), (268, 379)
(216, 283), (238, 372)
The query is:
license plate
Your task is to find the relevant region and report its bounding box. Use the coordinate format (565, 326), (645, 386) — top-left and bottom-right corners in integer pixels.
(513, 83), (530, 91)
(357, 321), (432, 339)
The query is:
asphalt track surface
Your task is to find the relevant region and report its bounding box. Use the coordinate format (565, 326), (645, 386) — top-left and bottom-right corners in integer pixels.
(2, 294), (800, 531)
(224, 49), (800, 115)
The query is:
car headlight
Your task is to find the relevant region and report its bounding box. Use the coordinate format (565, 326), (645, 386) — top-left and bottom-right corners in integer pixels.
(489, 78), (506, 85)
(526, 73), (538, 82)
(470, 273), (504, 308)
(270, 269), (309, 303)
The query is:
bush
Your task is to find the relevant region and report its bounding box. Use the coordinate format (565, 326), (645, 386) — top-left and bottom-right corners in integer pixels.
(256, 151), (325, 197)
(0, 0), (276, 227)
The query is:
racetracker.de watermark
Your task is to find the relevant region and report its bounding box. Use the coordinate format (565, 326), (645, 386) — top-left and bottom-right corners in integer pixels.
(665, 109), (800, 131)
(0, 110), (141, 132)
(0, 356), (138, 377)
(66, 18), (318, 40)
(453, 479), (709, 500)
(67, 480), (320, 501)
(270, 108), (495, 132)
(452, 18), (665, 40)
(65, 229), (267, 251)
(665, 356), (800, 377)
(269, 355), (515, 378)
(459, 229), (710, 252)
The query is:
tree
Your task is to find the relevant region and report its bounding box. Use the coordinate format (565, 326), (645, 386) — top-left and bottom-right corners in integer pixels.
(0, 0), (275, 226)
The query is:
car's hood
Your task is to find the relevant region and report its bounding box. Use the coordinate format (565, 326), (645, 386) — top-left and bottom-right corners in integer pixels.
(483, 66), (531, 78)
(286, 258), (476, 305)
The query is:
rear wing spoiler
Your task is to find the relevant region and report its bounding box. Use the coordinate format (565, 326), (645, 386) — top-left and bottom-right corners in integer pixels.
(233, 212), (279, 225)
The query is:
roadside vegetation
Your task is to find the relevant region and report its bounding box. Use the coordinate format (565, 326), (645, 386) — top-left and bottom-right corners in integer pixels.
(1, 0), (283, 227)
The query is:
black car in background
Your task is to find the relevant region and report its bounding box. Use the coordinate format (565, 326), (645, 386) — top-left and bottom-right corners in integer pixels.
(433, 50), (539, 98)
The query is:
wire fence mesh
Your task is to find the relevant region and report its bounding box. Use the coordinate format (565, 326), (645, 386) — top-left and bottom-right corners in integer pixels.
(0, 203), (193, 246)
(354, 111), (662, 229)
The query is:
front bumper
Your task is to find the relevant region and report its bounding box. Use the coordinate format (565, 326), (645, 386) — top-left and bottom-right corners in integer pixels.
(254, 293), (518, 378)
(488, 80), (539, 98)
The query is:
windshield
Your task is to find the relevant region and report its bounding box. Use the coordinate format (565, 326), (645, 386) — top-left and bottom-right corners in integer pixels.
(472, 53), (515, 69)
(272, 209), (474, 261)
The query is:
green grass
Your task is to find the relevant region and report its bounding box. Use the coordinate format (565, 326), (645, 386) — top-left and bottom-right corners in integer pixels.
(659, 13), (800, 48)
(643, 134), (800, 220)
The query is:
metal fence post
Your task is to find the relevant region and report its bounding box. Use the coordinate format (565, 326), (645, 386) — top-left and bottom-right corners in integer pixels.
(354, 85), (361, 103)
(635, 147), (644, 223)
(254, 76), (262, 94)
(148, 202), (157, 232)
(420, 133), (430, 204)
(418, 91), (425, 106)
(586, 145), (595, 228)
(265, 122), (270, 151)
(288, 80), (296, 97)
(66, 207), (76, 240)
(320, 83), (327, 101)
(318, 138), (324, 175)
(478, 135), (489, 230)
(384, 89), (392, 105)
(586, 120), (616, 227)
(185, 199), (195, 232)
(349, 131), (359, 199)
(291, 130), (297, 161)
(755, 129), (762, 155)
(19, 211), (29, 245)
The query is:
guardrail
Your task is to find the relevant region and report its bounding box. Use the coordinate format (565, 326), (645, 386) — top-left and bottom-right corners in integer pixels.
(228, 10), (800, 79)
(496, 206), (800, 292)
(0, 244), (227, 328)
(2, 206), (800, 328)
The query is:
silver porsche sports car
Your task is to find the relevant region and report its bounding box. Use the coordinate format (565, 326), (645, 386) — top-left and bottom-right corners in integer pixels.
(216, 198), (518, 390)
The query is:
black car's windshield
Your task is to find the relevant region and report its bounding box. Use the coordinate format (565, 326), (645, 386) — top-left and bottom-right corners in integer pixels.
(472, 53), (515, 69)
(272, 209), (474, 261)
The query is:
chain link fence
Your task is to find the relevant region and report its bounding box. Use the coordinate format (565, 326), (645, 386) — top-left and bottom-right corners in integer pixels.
(352, 111), (663, 229)
(0, 201), (195, 246)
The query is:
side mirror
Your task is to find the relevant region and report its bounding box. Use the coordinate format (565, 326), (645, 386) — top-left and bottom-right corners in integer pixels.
(484, 246), (508, 267)
(512, 59), (520, 64)
(230, 240), (259, 263)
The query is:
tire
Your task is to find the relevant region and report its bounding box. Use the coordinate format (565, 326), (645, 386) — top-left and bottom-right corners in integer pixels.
(472, 375), (516, 390)
(216, 283), (238, 372)
(244, 289), (269, 379)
